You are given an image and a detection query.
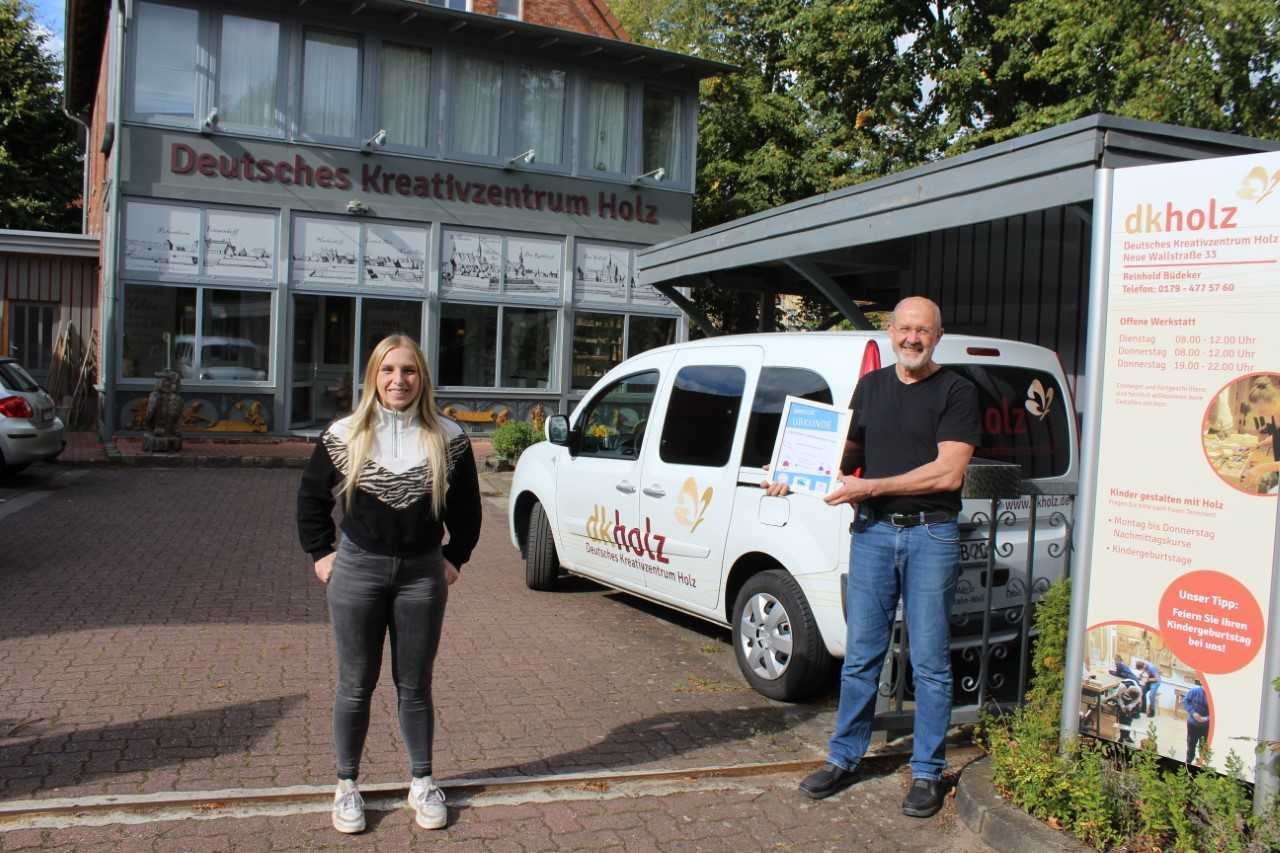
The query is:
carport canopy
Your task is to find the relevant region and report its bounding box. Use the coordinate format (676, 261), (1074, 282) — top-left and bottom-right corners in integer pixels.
(637, 114), (1280, 331)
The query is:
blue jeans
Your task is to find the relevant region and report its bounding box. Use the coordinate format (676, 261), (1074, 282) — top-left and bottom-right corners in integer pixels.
(828, 518), (960, 781)
(1143, 682), (1160, 717)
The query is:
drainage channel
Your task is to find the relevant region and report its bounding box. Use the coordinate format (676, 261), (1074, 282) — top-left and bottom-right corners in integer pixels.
(0, 759), (829, 831)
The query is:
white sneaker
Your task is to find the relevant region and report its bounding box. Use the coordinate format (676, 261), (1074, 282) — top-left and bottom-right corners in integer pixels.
(408, 776), (448, 829)
(332, 779), (366, 834)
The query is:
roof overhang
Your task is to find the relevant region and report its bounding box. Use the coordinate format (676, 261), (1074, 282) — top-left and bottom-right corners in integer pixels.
(637, 114), (1280, 297)
(0, 229), (100, 259)
(63, 0), (737, 116)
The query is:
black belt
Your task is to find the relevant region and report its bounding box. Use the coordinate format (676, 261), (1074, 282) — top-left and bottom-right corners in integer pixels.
(878, 510), (955, 527)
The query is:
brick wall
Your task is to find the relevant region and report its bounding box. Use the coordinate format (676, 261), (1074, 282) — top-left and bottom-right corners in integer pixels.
(85, 25), (111, 240)
(472, 0), (629, 40)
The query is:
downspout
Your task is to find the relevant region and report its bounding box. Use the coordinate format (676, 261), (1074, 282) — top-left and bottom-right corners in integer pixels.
(61, 1), (91, 234)
(98, 0), (128, 439)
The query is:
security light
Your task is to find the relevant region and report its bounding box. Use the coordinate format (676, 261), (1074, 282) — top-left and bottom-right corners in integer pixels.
(632, 167), (666, 184)
(202, 108), (219, 133)
(505, 149), (536, 169)
(362, 129), (387, 152)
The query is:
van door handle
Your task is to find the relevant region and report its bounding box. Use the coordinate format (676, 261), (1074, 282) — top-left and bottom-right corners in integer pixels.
(642, 484), (666, 498)
(616, 481), (636, 494)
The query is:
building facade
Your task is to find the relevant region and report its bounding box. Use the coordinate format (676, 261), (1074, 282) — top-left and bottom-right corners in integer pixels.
(64, 0), (729, 436)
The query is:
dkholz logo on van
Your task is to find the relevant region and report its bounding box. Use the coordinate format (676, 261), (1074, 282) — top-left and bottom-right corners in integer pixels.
(586, 505), (671, 564)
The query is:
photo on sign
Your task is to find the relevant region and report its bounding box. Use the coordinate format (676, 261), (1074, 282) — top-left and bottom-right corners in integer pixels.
(574, 243), (629, 303)
(204, 209), (276, 282)
(1079, 622), (1212, 767)
(441, 231), (501, 292)
(124, 202), (201, 277)
(504, 238), (562, 296)
(290, 217), (358, 285)
(1202, 372), (1280, 495)
(362, 225), (426, 287)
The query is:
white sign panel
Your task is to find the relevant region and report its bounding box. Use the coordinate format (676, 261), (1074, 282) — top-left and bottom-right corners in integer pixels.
(362, 225), (426, 287)
(291, 217), (359, 285)
(204, 209), (276, 282)
(574, 243), (630, 303)
(442, 230), (501, 293)
(504, 237), (562, 296)
(1079, 151), (1280, 780)
(123, 201), (201, 277)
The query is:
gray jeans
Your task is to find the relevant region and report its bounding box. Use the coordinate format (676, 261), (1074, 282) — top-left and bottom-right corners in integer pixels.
(327, 538), (448, 780)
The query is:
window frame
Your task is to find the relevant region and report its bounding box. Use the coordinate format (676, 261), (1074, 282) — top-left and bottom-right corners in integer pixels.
(118, 282), (278, 388)
(442, 46), (509, 165)
(370, 38), (437, 155)
(295, 26), (366, 145)
(578, 74), (633, 179)
(657, 363), (748, 468)
(8, 302), (59, 378)
(570, 309), (677, 391)
(208, 10), (289, 138)
(435, 298), (560, 393)
(573, 368), (662, 461)
(289, 213), (430, 295)
(439, 227), (564, 303)
(122, 199), (281, 288)
(505, 60), (572, 174)
(126, 0), (206, 128)
(640, 84), (687, 186)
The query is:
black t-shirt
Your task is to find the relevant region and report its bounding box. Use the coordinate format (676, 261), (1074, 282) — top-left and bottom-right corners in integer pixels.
(846, 365), (981, 516)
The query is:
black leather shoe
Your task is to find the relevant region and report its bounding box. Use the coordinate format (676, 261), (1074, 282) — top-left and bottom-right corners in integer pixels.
(799, 763), (858, 799)
(902, 778), (944, 818)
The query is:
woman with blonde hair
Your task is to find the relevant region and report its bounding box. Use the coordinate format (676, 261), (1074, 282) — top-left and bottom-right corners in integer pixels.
(297, 334), (481, 834)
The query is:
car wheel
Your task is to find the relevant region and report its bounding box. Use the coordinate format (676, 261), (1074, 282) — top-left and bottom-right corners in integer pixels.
(525, 501), (560, 591)
(732, 570), (831, 701)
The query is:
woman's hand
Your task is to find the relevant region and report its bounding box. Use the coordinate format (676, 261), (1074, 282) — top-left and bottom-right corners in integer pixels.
(314, 552), (336, 584)
(445, 560), (460, 585)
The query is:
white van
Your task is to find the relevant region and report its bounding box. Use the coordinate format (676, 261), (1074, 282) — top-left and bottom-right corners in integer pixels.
(508, 332), (1078, 701)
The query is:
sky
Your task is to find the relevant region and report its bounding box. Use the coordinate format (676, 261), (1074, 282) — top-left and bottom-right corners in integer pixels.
(27, 0), (66, 59)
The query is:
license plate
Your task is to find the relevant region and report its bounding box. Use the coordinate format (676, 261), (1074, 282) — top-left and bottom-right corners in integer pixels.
(959, 539), (989, 564)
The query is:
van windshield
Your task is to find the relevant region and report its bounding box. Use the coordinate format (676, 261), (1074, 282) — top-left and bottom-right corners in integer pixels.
(947, 365), (1071, 479)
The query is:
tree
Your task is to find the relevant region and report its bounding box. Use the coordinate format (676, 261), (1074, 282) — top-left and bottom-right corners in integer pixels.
(0, 0), (82, 232)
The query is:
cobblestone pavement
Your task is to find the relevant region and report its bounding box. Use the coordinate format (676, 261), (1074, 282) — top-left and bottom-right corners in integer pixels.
(0, 465), (988, 850)
(0, 768), (988, 852)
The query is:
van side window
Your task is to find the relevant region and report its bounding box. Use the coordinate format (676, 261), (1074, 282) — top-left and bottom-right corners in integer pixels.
(659, 365), (746, 467)
(741, 367), (833, 468)
(577, 370), (659, 459)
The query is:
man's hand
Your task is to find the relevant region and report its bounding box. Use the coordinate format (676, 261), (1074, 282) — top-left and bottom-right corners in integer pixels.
(823, 474), (875, 506)
(314, 552), (336, 584)
(445, 560), (460, 585)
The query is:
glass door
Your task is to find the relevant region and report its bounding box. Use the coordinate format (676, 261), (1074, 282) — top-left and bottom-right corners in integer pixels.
(290, 294), (355, 429)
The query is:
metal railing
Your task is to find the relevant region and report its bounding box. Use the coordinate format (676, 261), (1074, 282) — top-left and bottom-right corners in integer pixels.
(873, 462), (1078, 737)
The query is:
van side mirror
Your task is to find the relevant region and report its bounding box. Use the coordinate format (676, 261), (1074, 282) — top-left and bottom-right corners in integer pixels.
(547, 414), (571, 447)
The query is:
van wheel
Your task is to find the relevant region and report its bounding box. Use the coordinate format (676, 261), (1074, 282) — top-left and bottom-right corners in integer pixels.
(525, 501), (559, 591)
(732, 570), (830, 701)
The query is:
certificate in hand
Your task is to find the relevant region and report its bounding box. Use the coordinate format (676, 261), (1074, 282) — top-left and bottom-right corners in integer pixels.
(767, 396), (851, 498)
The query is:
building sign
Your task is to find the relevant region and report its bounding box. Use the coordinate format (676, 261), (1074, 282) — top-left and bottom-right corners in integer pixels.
(290, 217), (359, 285)
(168, 142), (662, 225)
(205, 208), (276, 283)
(575, 243), (629, 303)
(124, 201), (200, 277)
(1074, 151), (1280, 780)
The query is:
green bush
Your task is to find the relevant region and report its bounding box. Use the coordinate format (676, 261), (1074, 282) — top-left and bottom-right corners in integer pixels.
(491, 420), (542, 461)
(982, 579), (1280, 850)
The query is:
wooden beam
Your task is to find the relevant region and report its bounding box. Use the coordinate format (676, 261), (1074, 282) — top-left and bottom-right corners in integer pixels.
(619, 54), (645, 65)
(783, 259), (875, 330)
(399, 10), (418, 23)
(350, 2), (366, 13)
(537, 36), (559, 49)
(493, 29), (515, 42)
(579, 46), (603, 58)
(449, 20), (467, 32)
(657, 282), (720, 338)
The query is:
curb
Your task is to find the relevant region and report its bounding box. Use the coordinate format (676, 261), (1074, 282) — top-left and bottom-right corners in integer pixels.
(955, 757), (1091, 853)
(59, 454), (309, 469)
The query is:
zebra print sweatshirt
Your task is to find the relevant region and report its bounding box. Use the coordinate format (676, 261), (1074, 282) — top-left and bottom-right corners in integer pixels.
(296, 404), (482, 568)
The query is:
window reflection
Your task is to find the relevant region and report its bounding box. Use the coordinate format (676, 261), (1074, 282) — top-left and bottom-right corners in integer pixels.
(303, 30), (360, 137)
(501, 308), (555, 388)
(439, 303), (497, 386)
(134, 3), (198, 117)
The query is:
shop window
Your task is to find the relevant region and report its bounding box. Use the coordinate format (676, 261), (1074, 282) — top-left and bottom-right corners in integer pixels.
(379, 44), (432, 149)
(8, 303), (58, 377)
(627, 315), (676, 358)
(501, 307), (555, 389)
(439, 303), (497, 387)
(515, 66), (565, 166)
(572, 312), (624, 390)
(122, 284), (197, 378)
(200, 290), (271, 381)
(131, 2), (199, 121)
(302, 30), (361, 139)
(584, 80), (627, 174)
(642, 89), (682, 182)
(578, 371), (659, 460)
(659, 365), (746, 467)
(574, 242), (630, 304)
(123, 284), (273, 384)
(132, 2), (199, 121)
(217, 15), (281, 131)
(741, 367), (832, 468)
(359, 298), (423, 368)
(441, 229), (562, 298)
(291, 216), (425, 290)
(451, 57), (502, 157)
